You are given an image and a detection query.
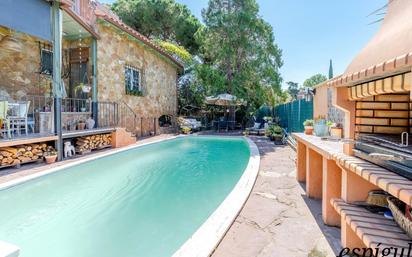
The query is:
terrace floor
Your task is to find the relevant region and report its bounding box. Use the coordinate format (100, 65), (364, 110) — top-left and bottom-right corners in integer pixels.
(211, 136), (341, 257)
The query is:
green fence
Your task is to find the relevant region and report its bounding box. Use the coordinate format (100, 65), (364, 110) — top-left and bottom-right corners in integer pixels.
(274, 99), (313, 133)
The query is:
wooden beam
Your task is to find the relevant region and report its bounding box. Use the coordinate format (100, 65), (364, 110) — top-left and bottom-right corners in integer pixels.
(0, 136), (58, 148)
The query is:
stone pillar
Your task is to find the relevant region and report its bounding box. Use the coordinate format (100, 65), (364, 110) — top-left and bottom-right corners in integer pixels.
(306, 148), (323, 199)
(341, 217), (366, 249)
(322, 158), (341, 226)
(341, 168), (378, 203)
(296, 141), (306, 182)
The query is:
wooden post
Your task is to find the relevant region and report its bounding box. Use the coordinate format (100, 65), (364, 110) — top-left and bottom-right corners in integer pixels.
(322, 158), (341, 226)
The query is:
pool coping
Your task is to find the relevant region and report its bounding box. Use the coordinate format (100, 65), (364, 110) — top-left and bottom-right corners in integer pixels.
(172, 137), (260, 257)
(0, 135), (260, 257)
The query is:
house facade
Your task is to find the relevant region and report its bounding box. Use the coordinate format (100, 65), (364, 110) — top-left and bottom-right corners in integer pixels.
(0, 0), (182, 161)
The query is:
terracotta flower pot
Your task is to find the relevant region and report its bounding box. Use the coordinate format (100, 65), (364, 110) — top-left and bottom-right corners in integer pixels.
(304, 126), (314, 135)
(44, 155), (57, 164)
(330, 127), (343, 139)
(77, 122), (86, 130)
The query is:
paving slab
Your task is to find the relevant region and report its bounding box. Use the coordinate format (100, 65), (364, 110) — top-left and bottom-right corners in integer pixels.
(212, 136), (341, 257)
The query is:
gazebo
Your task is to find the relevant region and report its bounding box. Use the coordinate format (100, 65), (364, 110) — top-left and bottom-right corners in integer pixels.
(205, 93), (242, 131)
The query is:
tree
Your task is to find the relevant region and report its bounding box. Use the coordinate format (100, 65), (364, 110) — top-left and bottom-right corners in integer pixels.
(198, 0), (283, 110)
(286, 81), (299, 100)
(303, 74), (327, 88)
(155, 40), (192, 64)
(111, 0), (202, 53)
(328, 59), (333, 79)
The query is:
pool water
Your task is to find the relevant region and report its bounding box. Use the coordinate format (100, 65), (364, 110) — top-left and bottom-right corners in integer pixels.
(0, 136), (250, 257)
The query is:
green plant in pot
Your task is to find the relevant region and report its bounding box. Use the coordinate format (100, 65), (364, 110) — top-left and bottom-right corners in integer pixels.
(181, 126), (191, 134)
(271, 125), (284, 144)
(303, 119), (314, 135)
(314, 116), (329, 137)
(77, 119), (86, 130)
(266, 125), (283, 143)
(44, 150), (57, 164)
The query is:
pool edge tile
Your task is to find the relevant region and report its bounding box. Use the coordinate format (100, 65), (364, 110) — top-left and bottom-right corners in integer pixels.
(172, 137), (260, 257)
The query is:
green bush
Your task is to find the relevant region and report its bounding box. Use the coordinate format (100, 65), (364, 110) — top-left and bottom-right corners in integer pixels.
(266, 124), (283, 136)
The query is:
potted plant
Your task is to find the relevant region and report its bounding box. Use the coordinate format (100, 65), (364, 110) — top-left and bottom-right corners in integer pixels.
(303, 119), (314, 135)
(263, 116), (273, 124)
(271, 125), (284, 144)
(74, 83), (91, 94)
(86, 117), (95, 129)
(330, 123), (343, 139)
(181, 126), (191, 134)
(44, 150), (57, 164)
(77, 119), (86, 130)
(314, 116), (329, 137)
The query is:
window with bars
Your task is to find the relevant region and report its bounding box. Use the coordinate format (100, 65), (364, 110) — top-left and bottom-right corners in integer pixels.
(124, 65), (142, 96)
(40, 48), (53, 75)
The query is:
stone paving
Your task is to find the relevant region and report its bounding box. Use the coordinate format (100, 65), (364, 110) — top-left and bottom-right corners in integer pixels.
(212, 136), (341, 257)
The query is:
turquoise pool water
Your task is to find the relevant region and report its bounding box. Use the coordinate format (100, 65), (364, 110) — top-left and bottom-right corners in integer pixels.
(0, 136), (250, 257)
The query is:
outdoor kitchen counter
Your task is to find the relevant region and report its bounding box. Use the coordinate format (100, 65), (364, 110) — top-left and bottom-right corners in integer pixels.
(293, 133), (412, 252)
(293, 133), (343, 159)
(293, 133), (344, 227)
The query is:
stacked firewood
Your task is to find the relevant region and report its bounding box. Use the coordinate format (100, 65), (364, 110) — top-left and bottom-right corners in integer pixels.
(0, 144), (54, 167)
(75, 134), (112, 153)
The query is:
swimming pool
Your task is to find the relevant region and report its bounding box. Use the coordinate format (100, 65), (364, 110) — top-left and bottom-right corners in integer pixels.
(0, 136), (254, 257)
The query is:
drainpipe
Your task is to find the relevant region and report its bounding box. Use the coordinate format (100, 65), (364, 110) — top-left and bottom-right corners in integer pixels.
(51, 1), (63, 161)
(91, 38), (98, 127)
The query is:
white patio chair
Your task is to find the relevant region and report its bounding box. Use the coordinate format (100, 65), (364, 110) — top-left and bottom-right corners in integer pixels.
(0, 101), (11, 138)
(9, 101), (30, 136)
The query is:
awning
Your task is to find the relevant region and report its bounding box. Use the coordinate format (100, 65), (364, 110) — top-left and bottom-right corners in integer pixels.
(329, 0), (412, 87)
(205, 94), (243, 106)
(348, 72), (411, 100)
(0, 0), (51, 41)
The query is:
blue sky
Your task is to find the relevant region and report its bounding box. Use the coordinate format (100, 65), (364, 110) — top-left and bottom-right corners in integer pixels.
(100, 0), (386, 87)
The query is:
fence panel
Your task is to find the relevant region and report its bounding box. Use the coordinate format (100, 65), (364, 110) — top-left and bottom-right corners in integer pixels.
(274, 99), (313, 133)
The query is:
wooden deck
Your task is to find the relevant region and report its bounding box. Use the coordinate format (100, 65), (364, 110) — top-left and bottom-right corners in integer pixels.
(0, 134), (58, 148)
(0, 128), (117, 148)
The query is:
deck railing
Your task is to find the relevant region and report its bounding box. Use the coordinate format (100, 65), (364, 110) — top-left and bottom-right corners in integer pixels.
(117, 101), (138, 135)
(62, 98), (92, 113)
(96, 101), (118, 129)
(0, 94), (156, 140)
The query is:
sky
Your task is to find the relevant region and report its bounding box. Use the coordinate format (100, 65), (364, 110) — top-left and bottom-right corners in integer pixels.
(100, 0), (387, 87)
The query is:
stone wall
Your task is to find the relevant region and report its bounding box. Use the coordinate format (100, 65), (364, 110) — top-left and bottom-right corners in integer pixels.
(327, 88), (345, 127)
(0, 25), (93, 99)
(0, 26), (52, 97)
(96, 22), (178, 135)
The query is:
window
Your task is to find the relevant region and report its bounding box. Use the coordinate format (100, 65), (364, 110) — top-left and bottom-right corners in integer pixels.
(40, 48), (53, 75)
(125, 65), (142, 96)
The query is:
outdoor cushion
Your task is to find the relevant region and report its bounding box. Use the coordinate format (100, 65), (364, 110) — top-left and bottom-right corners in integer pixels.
(253, 122), (261, 129)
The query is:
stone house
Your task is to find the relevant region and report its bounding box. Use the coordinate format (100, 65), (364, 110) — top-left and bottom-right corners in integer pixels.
(0, 0), (183, 160)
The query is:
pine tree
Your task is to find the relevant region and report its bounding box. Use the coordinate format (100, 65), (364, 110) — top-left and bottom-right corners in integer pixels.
(198, 0), (283, 109)
(328, 59), (334, 79)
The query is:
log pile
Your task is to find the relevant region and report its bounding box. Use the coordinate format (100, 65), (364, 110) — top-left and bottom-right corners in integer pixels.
(0, 144), (55, 167)
(75, 134), (112, 153)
